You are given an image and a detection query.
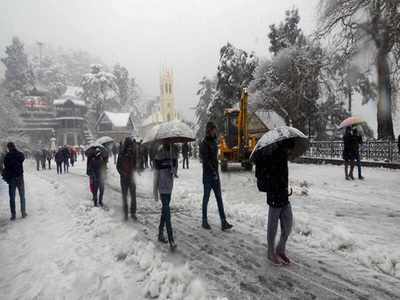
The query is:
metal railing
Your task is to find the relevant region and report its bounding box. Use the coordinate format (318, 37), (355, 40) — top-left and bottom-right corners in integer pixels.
(303, 140), (400, 162)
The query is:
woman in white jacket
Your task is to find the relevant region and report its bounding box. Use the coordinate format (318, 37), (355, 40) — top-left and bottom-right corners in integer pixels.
(153, 143), (178, 250)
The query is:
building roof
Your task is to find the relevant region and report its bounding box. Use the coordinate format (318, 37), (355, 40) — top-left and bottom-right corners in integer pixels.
(254, 110), (286, 130)
(98, 111), (132, 128)
(53, 98), (86, 107)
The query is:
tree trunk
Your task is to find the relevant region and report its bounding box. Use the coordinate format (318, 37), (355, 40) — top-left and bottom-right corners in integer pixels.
(376, 51), (394, 140)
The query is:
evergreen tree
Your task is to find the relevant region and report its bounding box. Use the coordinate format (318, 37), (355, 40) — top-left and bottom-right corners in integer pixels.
(208, 42), (258, 129)
(113, 64), (130, 106)
(195, 77), (216, 138)
(1, 37), (34, 96)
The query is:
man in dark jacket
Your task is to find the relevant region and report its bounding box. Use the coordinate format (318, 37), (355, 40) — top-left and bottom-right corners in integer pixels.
(55, 148), (64, 174)
(62, 146), (70, 173)
(2, 142), (27, 220)
(200, 122), (233, 231)
(253, 139), (293, 265)
(117, 137), (137, 220)
(182, 142), (190, 169)
(112, 143), (118, 164)
(87, 148), (107, 207)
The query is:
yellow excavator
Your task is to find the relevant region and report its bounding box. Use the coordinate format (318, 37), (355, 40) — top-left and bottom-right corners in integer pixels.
(219, 88), (257, 171)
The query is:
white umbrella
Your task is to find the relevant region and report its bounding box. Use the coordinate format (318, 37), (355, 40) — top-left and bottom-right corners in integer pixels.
(143, 125), (160, 144)
(250, 126), (309, 161)
(95, 136), (114, 146)
(154, 120), (195, 144)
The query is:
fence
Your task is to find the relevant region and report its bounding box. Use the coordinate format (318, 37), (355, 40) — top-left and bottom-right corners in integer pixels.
(303, 140), (400, 162)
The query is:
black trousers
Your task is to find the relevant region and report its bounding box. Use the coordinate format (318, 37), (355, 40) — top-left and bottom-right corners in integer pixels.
(182, 156), (189, 169)
(159, 193), (174, 242)
(120, 176), (136, 217)
(92, 177), (104, 205)
(202, 177), (227, 223)
(56, 162), (62, 174)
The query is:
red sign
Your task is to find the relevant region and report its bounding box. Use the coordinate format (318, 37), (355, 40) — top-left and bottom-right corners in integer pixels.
(24, 97), (48, 109)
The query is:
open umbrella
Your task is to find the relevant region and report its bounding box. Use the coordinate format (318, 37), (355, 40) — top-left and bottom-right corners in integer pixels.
(153, 120), (195, 144)
(95, 136), (114, 146)
(143, 125), (160, 144)
(250, 126), (309, 161)
(339, 116), (365, 129)
(84, 143), (108, 158)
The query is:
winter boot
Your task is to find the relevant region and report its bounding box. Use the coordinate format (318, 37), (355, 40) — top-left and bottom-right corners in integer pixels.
(268, 254), (282, 266)
(277, 252), (291, 265)
(221, 221), (233, 231)
(158, 234), (168, 244)
(21, 212), (27, 218)
(169, 241), (178, 251)
(202, 221), (211, 230)
(10, 215), (16, 221)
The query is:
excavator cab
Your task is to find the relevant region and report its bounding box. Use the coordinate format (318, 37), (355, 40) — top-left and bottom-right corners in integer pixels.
(219, 88), (256, 172)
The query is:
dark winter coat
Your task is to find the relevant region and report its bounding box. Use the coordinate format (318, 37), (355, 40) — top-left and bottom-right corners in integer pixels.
(351, 134), (362, 156)
(153, 145), (177, 195)
(342, 132), (355, 160)
(55, 150), (64, 163)
(117, 149), (137, 178)
(182, 143), (190, 157)
(62, 147), (70, 162)
(2, 149), (25, 181)
(254, 149), (289, 208)
(200, 136), (219, 180)
(87, 155), (107, 181)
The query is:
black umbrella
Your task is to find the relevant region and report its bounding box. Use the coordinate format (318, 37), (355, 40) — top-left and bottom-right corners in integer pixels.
(250, 126), (309, 161)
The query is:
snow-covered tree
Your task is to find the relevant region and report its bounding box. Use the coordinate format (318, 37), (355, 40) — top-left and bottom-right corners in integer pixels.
(113, 64), (130, 106)
(81, 64), (118, 118)
(33, 56), (67, 100)
(1, 37), (34, 97)
(268, 8), (306, 56)
(318, 0), (400, 139)
(195, 76), (217, 138)
(208, 43), (258, 129)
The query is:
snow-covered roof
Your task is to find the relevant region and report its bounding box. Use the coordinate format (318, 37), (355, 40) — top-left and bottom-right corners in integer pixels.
(254, 110), (286, 130)
(53, 98), (86, 107)
(101, 111), (132, 127)
(142, 112), (163, 127)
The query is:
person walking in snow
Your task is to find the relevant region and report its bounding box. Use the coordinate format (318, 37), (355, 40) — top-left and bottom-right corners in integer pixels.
(33, 150), (42, 171)
(200, 122), (233, 231)
(41, 149), (47, 170)
(62, 146), (70, 173)
(55, 148), (64, 174)
(182, 142), (190, 169)
(2, 142), (27, 220)
(87, 148), (107, 207)
(112, 143), (118, 164)
(153, 143), (178, 250)
(352, 128), (364, 180)
(343, 127), (356, 180)
(253, 139), (294, 265)
(117, 137), (137, 220)
(46, 150), (53, 170)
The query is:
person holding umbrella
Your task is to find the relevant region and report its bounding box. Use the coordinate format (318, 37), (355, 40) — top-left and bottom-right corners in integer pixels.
(152, 120), (195, 250)
(352, 127), (364, 180)
(154, 142), (178, 250)
(200, 122), (233, 231)
(252, 126), (309, 265)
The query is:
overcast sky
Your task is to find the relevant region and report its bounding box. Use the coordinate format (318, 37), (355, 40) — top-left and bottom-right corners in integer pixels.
(0, 0), (383, 133)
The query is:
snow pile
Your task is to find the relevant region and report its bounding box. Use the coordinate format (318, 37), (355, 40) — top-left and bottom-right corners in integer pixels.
(115, 235), (209, 300)
(321, 226), (356, 252)
(357, 247), (400, 278)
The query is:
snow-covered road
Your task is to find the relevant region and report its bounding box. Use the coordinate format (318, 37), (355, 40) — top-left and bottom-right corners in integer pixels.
(1, 159), (400, 299)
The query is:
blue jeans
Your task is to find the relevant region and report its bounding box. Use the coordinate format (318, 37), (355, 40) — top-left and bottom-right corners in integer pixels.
(202, 177), (226, 223)
(159, 193), (174, 242)
(8, 176), (26, 217)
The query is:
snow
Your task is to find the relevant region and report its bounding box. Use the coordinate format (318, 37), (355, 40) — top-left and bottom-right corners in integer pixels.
(254, 110), (286, 130)
(53, 98), (86, 107)
(1, 159), (400, 299)
(103, 111), (131, 128)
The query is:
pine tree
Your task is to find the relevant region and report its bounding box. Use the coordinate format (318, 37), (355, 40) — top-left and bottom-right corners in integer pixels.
(1, 37), (34, 96)
(113, 64), (130, 106)
(195, 77), (216, 138)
